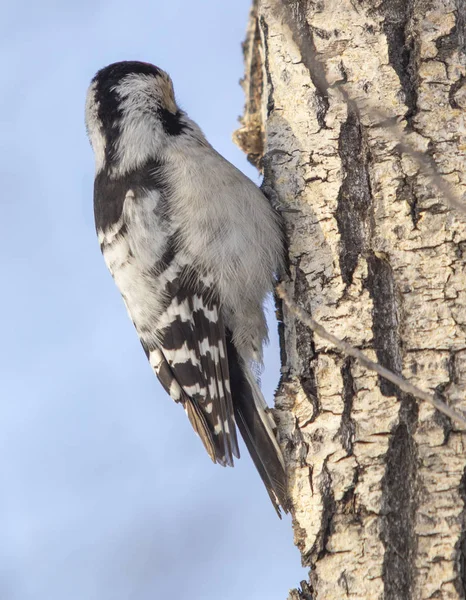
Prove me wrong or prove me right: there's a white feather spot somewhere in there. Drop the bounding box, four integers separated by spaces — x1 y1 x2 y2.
218 340 225 359
199 273 214 287
169 379 182 401
156 298 192 331
199 336 217 356
203 305 218 323
164 343 200 368
192 295 218 323
149 348 164 369
183 384 206 398
208 380 217 399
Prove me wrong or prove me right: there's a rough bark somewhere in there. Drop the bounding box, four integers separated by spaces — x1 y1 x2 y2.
234 1 466 598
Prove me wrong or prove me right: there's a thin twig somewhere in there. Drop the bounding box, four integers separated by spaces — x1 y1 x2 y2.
277 284 466 428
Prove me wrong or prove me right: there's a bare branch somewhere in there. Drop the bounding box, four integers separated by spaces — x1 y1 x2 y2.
277 283 466 428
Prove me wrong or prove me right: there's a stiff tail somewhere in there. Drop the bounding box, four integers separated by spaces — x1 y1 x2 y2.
225 333 288 516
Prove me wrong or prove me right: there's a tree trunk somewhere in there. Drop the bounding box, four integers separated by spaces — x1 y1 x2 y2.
235 1 466 598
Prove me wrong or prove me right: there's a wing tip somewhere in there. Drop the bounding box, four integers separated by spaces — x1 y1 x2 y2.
185 396 240 468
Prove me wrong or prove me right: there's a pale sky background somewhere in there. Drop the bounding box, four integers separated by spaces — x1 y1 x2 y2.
1 1 306 598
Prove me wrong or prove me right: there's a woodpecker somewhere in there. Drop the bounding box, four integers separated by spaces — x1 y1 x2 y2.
85 61 287 514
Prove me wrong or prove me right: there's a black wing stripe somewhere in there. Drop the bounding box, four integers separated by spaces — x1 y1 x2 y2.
150 263 237 466
208 311 239 462
147 346 217 462
188 290 232 466
225 331 288 515
216 315 240 459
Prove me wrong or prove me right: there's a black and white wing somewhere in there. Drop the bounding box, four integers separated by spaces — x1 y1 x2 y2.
146 262 240 466
95 170 239 466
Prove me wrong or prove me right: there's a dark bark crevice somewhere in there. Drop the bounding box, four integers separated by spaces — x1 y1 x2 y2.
436 0 466 62
365 254 403 398
311 459 336 562
396 174 420 229
335 106 373 285
455 0 466 56
340 469 360 520
259 16 275 117
455 467 466 597
275 292 289 383
380 422 418 600
436 24 462 61
365 253 419 597
434 352 456 444
294 265 320 419
449 74 466 109
379 0 419 127
337 357 356 455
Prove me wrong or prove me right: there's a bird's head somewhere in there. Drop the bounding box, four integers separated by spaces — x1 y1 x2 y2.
85 61 182 174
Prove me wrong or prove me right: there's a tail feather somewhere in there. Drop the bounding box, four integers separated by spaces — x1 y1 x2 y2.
225 332 288 516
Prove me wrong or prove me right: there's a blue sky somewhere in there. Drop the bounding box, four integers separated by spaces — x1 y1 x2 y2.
1 1 305 598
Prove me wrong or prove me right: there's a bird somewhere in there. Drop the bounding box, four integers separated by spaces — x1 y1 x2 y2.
85 61 287 514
